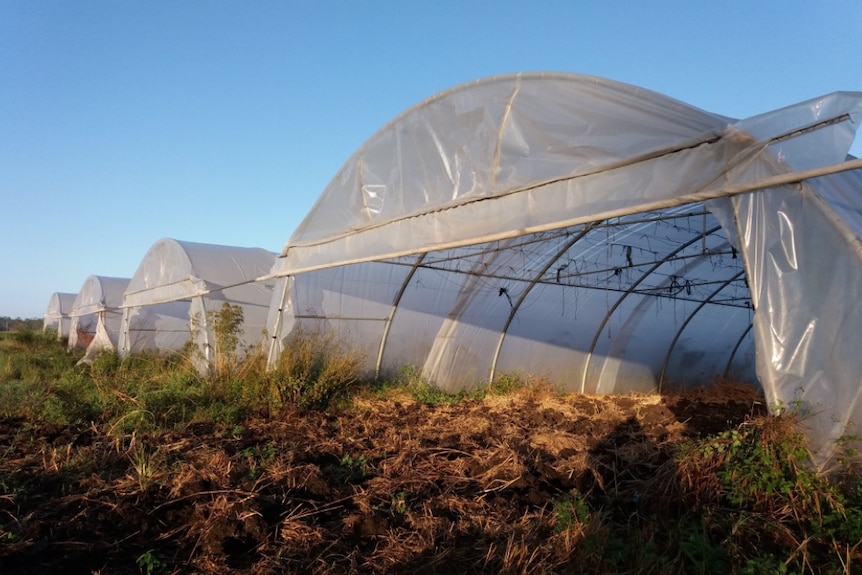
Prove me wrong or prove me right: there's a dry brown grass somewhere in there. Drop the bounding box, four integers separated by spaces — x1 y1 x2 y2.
17 377 862 575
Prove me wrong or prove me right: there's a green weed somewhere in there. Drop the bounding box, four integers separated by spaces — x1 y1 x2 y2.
135 549 165 575
5 326 862 574
0 330 78 386
129 441 162 491
209 302 244 379
393 365 471 405
240 442 279 479
389 491 407 516
552 492 590 532
675 414 862 573
273 329 365 411
332 453 371 484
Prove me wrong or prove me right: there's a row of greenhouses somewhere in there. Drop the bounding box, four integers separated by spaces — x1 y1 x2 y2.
43 73 862 470
44 239 276 371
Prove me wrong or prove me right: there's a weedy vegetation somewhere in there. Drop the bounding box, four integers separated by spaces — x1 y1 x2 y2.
0 323 860 574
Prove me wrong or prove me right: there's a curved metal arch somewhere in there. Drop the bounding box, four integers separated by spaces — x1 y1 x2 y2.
657 270 746 390
723 322 754 379
374 253 427 379
373 79 522 379
487 225 595 384
580 223 724 392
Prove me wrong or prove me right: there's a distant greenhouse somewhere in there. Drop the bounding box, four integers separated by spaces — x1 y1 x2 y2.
118 238 276 373
263 72 862 469
68 276 130 364
42 292 77 340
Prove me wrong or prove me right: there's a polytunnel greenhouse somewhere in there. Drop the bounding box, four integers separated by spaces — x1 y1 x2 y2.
42 292 77 340
118 238 276 372
68 275 130 363
264 72 862 469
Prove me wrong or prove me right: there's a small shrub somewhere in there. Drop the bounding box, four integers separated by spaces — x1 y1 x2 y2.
240 442 279 479
678 516 729 574
208 303 244 379
738 555 798 575
691 416 821 511
273 329 364 411
10 329 36 347
0 381 44 419
488 372 527 395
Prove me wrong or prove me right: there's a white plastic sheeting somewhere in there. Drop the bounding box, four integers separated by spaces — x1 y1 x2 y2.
265 72 862 469
119 238 276 372
728 164 862 470
42 292 77 339
68 276 130 363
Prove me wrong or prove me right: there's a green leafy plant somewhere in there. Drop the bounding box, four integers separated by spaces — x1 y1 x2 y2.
332 453 370 484
674 414 862 573
699 418 818 509
136 549 164 575
487 372 527 395
390 491 407 516
552 492 590 532
679 516 729 574
240 442 279 479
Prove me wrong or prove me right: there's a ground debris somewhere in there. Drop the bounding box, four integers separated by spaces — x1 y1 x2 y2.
0 384 765 574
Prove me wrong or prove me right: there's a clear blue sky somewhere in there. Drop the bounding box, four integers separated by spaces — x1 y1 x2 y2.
2 1 860 319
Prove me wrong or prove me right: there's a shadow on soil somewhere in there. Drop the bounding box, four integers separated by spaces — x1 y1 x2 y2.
0 383 767 574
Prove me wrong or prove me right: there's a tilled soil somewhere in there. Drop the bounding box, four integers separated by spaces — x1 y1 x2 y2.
0 382 765 574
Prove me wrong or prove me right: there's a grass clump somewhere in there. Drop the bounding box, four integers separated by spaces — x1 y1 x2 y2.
385 366 542 405
0 330 78 387
271 328 365 411
0 319 374 433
